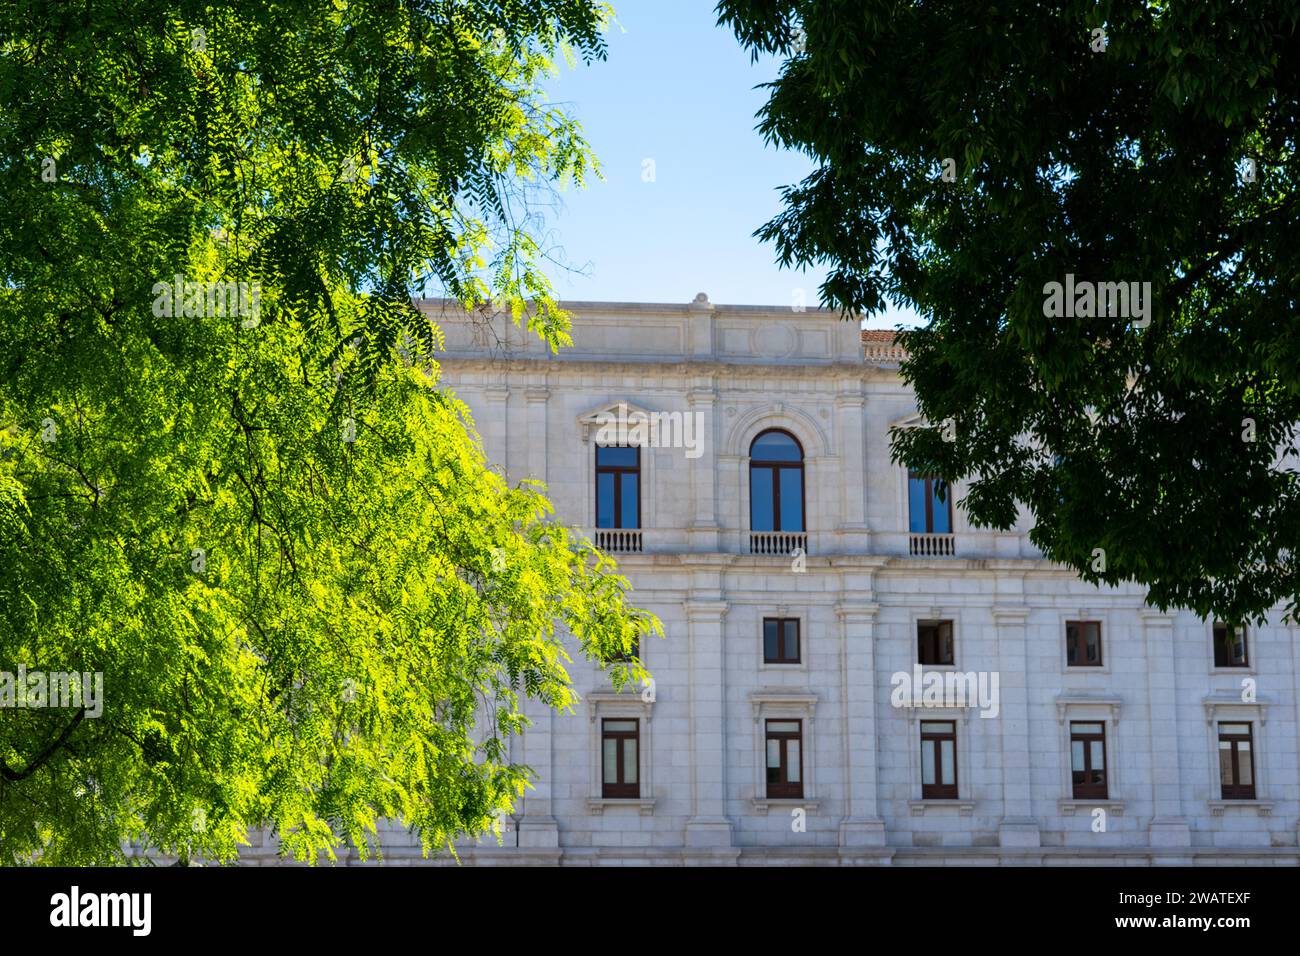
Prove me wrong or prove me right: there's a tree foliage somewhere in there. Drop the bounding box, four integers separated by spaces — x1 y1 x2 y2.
0 0 660 865
719 0 1300 622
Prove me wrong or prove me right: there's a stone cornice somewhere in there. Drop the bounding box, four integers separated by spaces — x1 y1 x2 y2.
434 356 878 379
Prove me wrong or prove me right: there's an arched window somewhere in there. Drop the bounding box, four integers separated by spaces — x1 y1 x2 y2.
750 429 804 532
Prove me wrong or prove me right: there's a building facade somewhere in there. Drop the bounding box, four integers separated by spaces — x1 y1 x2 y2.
253 295 1300 865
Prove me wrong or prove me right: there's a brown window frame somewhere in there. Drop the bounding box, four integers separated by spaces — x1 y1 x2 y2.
1069 721 1108 799
764 718 804 799
1066 620 1104 667
595 444 641 530
1218 722 1256 800
749 429 805 533
908 469 953 534
1213 622 1249 668
920 720 958 799
763 617 801 664
917 619 954 666
600 718 640 798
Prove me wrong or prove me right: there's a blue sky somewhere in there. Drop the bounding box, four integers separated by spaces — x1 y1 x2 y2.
540 0 919 329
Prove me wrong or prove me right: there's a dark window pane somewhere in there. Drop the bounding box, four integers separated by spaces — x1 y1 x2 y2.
751 468 774 531
620 472 639 528
751 430 802 462
931 481 952 533
777 468 803 531
596 445 638 467
784 620 799 661
596 472 615 528
908 475 928 532
1067 622 1102 666
764 620 779 661
918 621 954 665
1214 623 1248 667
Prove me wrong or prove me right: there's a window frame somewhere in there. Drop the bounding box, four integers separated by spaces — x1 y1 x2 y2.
1069 720 1108 799
917 619 955 667
919 719 958 800
1217 721 1256 800
749 429 806 533
907 469 953 534
1212 621 1249 669
600 717 641 799
1066 620 1104 668
594 444 641 531
764 718 804 799
762 617 801 665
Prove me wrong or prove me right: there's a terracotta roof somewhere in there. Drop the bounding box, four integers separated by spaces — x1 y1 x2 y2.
861 329 907 363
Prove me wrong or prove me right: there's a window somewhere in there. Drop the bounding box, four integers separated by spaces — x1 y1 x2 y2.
1213 622 1248 668
1066 621 1103 667
920 721 958 799
763 618 800 664
595 445 639 529
601 718 640 798
917 620 954 666
764 719 803 798
750 430 804 532
908 471 953 534
1070 721 1108 799
611 637 641 664
1218 722 1255 799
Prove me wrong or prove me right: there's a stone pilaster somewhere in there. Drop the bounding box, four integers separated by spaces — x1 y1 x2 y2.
837 601 887 847
683 598 733 848
480 385 510 476
994 604 1040 847
1142 607 1191 850
687 384 719 551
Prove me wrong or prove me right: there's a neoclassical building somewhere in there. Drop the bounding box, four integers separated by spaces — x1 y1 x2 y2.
257 295 1300 865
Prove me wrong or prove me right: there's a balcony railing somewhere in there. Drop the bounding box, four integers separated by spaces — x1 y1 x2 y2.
749 531 808 556
909 533 956 557
595 528 643 553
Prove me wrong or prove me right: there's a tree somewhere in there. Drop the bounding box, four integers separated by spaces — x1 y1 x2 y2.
718 0 1300 623
0 0 659 865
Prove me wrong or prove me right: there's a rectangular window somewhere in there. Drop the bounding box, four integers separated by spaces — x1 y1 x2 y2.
1213 622 1248 668
601 718 640 798
595 445 640 530
917 620 954 666
1066 621 1103 667
764 719 803 798
1218 722 1256 800
920 720 957 799
908 471 952 534
763 618 800 664
1069 721 1108 799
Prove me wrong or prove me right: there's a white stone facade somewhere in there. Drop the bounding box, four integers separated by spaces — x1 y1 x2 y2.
255 296 1300 865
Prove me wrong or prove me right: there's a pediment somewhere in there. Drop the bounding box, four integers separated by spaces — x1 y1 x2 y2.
890 412 928 431
577 400 658 443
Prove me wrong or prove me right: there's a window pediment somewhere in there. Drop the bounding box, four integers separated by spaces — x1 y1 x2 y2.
577 400 658 443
